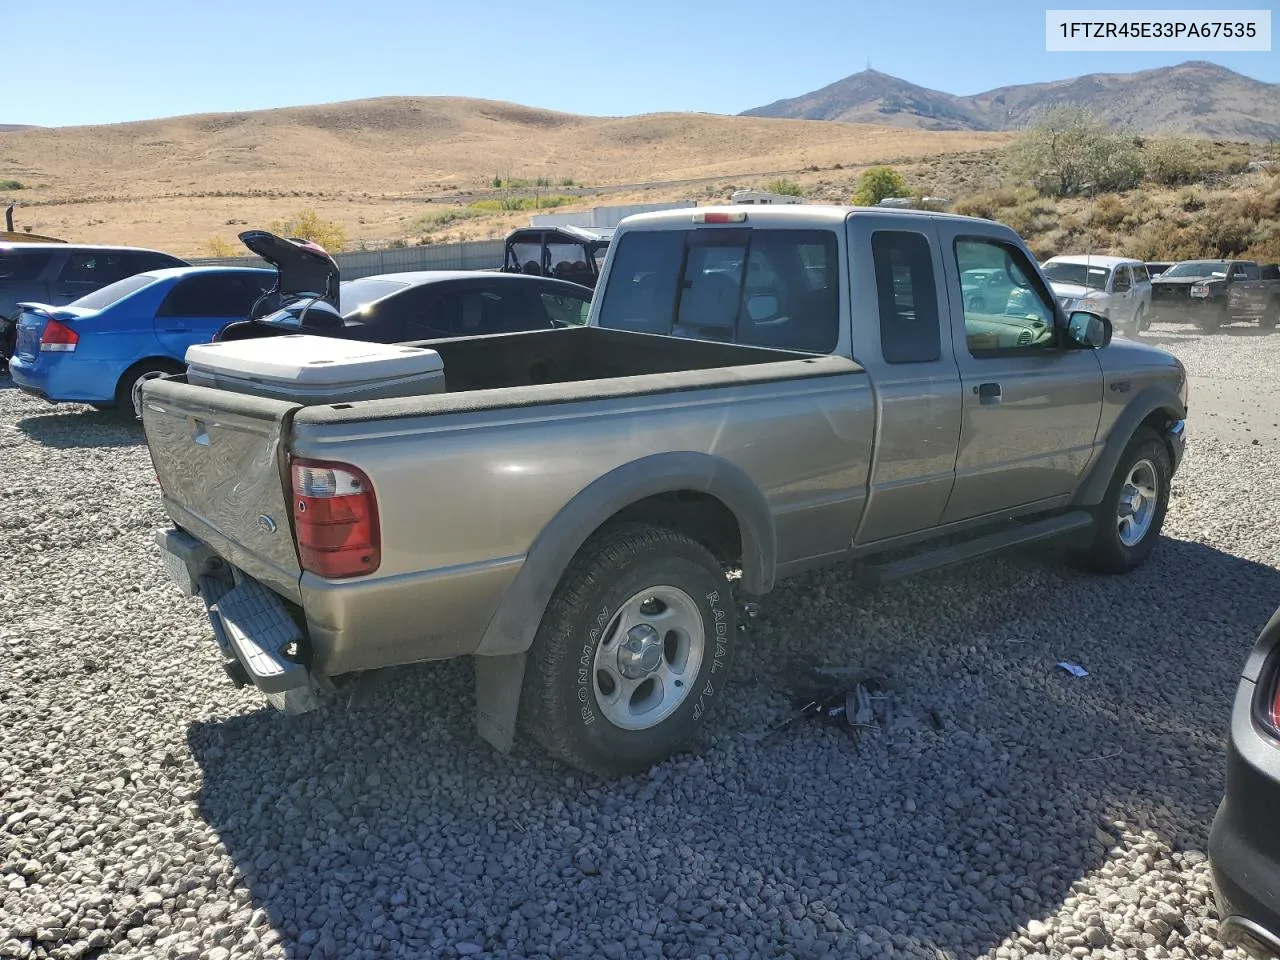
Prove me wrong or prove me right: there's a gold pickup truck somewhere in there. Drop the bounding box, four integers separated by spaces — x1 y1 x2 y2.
143 205 1188 776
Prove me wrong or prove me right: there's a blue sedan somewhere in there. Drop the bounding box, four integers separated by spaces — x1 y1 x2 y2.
9 266 274 413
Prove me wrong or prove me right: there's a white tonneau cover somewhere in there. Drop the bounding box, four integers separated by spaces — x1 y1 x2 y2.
185 335 446 404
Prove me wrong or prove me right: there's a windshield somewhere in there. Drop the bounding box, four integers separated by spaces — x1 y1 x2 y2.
338 278 409 316
1160 260 1229 279
1042 262 1111 291
70 273 157 310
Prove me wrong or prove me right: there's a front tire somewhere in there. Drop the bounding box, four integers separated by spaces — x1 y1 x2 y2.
521 523 737 778
1081 427 1172 574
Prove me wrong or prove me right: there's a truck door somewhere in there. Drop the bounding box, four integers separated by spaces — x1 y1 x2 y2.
1230 262 1264 316
1111 265 1133 326
933 222 1104 523
845 214 962 544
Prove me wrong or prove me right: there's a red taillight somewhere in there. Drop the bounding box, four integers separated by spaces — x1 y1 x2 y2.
693 210 748 224
39 319 78 352
290 458 380 578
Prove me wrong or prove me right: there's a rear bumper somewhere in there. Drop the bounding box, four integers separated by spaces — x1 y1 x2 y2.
155 525 522 682
156 528 317 707
8 353 122 404
1209 676 1280 959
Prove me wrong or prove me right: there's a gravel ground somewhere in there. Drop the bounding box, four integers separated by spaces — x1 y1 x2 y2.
2 320 1279 960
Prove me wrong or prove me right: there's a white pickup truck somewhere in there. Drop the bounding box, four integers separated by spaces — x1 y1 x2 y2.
143 205 1188 776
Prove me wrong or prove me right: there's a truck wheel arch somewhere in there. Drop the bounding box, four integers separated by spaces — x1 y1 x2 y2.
475 452 776 659
1073 385 1185 507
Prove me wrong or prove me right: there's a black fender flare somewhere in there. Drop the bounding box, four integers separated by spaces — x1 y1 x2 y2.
475 451 776 657
1073 385 1185 506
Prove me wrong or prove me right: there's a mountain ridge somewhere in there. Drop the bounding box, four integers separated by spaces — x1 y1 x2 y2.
741 61 1280 140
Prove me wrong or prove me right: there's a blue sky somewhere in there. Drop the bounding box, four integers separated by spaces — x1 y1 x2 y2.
10 0 1278 127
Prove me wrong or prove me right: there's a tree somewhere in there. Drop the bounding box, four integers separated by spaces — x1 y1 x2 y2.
852 167 909 206
1008 106 1142 197
267 208 347 253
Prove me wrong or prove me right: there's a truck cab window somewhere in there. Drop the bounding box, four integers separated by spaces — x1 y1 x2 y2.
871 231 940 364
955 239 1057 354
597 228 839 354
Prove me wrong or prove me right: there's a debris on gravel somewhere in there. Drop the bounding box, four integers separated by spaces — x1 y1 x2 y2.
1 322 1274 959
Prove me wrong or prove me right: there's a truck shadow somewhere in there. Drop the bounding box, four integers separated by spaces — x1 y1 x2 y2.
186 535 1276 960
15 410 145 449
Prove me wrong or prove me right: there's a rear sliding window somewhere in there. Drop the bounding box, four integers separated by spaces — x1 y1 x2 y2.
597 228 839 353
0 250 54 282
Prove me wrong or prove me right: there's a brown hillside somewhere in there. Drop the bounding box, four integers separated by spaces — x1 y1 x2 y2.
0 97 1009 255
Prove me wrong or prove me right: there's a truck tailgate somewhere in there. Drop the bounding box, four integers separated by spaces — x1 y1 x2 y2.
140 377 304 602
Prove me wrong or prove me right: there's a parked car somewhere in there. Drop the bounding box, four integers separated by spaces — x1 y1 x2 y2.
143 204 1187 777
1145 261 1175 279
1209 604 1280 960
217 271 593 343
1041 255 1153 337
1150 259 1280 331
1 242 188 373
9 266 274 413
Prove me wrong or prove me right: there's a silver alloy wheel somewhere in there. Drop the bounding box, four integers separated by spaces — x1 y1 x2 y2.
1117 458 1158 547
131 370 168 419
591 585 704 731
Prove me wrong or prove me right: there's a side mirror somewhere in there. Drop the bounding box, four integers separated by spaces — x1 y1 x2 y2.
1067 310 1112 349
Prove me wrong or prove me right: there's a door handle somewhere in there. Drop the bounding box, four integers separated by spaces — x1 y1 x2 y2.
975 382 1002 405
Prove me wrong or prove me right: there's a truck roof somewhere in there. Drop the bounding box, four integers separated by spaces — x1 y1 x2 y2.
615 204 1001 230
1044 255 1141 269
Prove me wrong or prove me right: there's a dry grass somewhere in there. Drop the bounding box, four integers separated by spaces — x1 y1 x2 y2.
0 96 1011 256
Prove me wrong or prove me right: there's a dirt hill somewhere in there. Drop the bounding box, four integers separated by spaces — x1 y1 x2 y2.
0 97 1009 255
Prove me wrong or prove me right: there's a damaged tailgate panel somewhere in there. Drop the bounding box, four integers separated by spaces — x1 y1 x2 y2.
141 376 304 602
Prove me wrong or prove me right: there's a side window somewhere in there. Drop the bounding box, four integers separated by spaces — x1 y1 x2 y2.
1132 263 1150 283
158 274 266 318
1113 267 1131 292
539 291 591 326
955 239 1057 354
0 250 54 281
133 252 184 274
871 230 940 364
1239 263 1261 281
1263 264 1280 281
57 253 102 284
405 288 533 340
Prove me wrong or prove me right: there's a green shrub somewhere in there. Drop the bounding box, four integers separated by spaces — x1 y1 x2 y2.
766 178 805 197
1087 194 1128 228
852 166 909 206
0 179 24 191
1008 106 1142 197
1178 188 1206 212
267 208 347 253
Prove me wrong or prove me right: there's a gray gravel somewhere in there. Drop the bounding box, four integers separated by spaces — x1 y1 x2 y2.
2 320 1276 960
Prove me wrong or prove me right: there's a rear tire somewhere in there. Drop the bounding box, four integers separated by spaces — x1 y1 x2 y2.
116 359 183 418
1080 427 1172 574
520 523 736 778
1196 310 1223 333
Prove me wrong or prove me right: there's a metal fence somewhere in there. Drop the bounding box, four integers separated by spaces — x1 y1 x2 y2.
191 239 505 279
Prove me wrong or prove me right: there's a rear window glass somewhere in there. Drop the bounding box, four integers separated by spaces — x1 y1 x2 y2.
339 278 409 316
70 273 156 310
0 249 54 281
597 228 839 353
